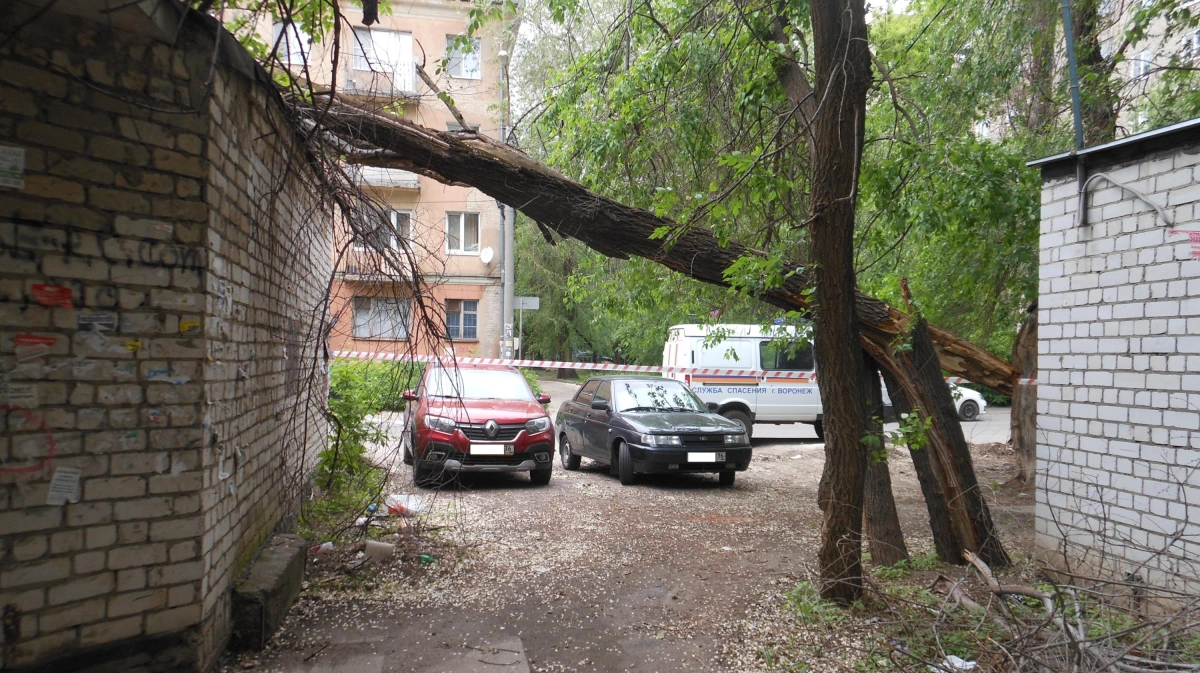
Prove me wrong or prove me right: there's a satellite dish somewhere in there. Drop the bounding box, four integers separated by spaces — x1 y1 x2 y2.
480 247 495 264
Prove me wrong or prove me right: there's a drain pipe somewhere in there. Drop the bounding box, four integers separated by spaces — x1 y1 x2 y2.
1060 0 1089 226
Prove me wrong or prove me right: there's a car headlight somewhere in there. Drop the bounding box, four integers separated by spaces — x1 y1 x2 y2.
639 434 682 447
425 415 456 433
724 433 747 445
525 417 551 433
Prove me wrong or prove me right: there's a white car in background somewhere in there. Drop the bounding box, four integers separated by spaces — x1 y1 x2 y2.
883 383 987 422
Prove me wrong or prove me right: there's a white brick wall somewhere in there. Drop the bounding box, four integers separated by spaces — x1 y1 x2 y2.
1037 140 1200 589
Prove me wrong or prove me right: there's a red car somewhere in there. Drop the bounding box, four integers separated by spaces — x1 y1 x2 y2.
401 364 555 486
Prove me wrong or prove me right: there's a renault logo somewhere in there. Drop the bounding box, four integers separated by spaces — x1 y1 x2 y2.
484 420 499 439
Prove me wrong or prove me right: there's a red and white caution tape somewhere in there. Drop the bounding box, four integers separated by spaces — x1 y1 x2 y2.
332 351 1038 385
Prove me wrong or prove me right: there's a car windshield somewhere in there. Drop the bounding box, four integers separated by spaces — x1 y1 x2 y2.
612 380 706 412
425 368 534 401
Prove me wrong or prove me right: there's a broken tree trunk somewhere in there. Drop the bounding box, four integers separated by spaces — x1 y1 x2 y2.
863 353 909 567
301 97 1020 395
1010 302 1038 483
880 368 962 564
869 319 1011 568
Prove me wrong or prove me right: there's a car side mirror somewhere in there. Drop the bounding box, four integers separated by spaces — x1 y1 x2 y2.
706 402 718 412
402 390 417 402
590 399 610 412
537 393 551 404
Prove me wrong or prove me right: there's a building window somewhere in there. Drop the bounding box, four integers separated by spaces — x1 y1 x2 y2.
446 212 480 254
446 299 478 340
353 297 411 339
352 28 414 92
1132 50 1153 79
273 22 311 65
1185 30 1200 62
446 36 481 79
354 210 410 250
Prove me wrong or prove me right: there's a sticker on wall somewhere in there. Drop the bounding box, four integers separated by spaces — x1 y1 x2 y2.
120 430 140 450
0 145 24 189
45 467 82 506
1169 229 1200 258
0 382 38 408
78 313 116 332
180 320 200 335
124 340 142 352
147 409 164 422
14 334 56 361
31 284 73 309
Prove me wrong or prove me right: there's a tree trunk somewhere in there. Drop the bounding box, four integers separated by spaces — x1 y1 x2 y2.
805 0 874 604
1010 301 1038 483
880 368 962 564
1072 0 1118 145
306 100 1022 396
863 354 909 568
1024 0 1058 133
871 319 1010 568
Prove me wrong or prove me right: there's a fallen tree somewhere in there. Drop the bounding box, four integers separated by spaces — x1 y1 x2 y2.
294 94 1014 568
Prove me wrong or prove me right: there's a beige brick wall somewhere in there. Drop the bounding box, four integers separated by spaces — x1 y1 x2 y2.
0 6 329 671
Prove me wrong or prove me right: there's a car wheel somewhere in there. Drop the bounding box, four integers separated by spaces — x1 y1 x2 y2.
959 400 980 422
530 467 552 485
617 441 637 485
719 470 736 486
722 409 754 440
559 435 581 471
813 420 824 441
413 461 438 488
402 428 414 466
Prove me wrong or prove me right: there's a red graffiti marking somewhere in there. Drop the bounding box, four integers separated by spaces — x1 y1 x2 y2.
0 405 56 475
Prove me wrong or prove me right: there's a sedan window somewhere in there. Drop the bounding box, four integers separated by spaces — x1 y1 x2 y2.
576 379 600 404
613 380 706 412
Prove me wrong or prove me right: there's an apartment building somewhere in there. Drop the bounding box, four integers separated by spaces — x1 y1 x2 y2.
1099 0 1200 130
272 0 511 358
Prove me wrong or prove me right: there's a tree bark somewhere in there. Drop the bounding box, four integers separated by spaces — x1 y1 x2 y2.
1010 301 1038 483
870 319 1010 568
1072 0 1118 145
863 353 909 568
304 99 1022 397
804 0 874 604
880 368 962 564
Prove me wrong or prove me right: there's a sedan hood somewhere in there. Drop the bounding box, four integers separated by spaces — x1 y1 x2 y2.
427 398 547 424
622 411 742 434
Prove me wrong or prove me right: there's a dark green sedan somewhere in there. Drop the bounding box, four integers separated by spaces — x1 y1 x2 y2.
555 376 752 486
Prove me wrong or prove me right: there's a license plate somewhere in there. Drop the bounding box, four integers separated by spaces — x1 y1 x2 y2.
688 451 725 463
471 444 515 456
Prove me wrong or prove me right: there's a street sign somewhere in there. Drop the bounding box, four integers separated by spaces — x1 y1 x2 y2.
516 296 540 310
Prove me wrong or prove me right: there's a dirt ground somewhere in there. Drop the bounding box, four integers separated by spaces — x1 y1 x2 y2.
241 379 1034 673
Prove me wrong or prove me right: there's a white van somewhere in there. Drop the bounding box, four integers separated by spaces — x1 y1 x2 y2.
662 324 823 439
662 323 987 440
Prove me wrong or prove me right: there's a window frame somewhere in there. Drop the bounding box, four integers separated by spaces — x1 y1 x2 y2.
445 211 481 255
273 21 311 65
352 27 415 92
353 209 411 251
445 36 482 80
445 299 479 341
352 296 412 340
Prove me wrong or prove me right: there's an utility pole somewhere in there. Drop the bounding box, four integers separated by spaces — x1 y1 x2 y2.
497 49 516 357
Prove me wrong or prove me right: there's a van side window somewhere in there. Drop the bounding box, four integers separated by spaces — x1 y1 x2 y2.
760 341 814 371
576 380 600 404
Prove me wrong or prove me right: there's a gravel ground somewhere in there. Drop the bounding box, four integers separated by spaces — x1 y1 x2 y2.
241 380 1033 673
